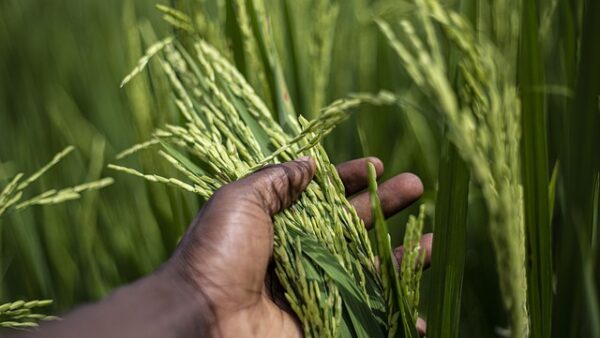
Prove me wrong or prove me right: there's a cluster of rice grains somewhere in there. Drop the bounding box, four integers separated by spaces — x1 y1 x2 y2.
113 35 412 336
378 0 529 335
0 300 56 329
0 146 113 219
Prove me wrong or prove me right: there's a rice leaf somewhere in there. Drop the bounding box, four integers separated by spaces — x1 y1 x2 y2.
581 173 600 337
427 140 469 338
158 141 206 177
223 85 271 155
519 1 553 336
554 1 600 335
300 235 386 338
367 162 418 338
424 2 473 333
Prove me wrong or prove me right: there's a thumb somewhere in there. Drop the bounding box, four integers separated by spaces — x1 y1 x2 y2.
231 156 316 215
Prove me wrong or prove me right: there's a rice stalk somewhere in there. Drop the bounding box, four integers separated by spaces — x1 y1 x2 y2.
307 0 339 118
0 146 114 219
400 204 426 324
0 299 57 329
120 36 175 88
426 140 470 338
229 0 270 102
378 1 529 336
367 162 419 338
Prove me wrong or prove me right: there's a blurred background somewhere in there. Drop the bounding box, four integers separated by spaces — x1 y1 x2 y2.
0 0 598 337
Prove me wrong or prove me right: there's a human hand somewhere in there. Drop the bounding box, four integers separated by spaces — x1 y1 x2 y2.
163 156 431 337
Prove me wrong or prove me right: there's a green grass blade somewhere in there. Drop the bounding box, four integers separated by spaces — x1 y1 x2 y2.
518 1 552 336
427 140 470 338
225 0 246 74
367 162 418 338
581 173 600 337
223 85 271 155
554 1 600 335
158 142 205 177
573 7 600 330
300 236 386 338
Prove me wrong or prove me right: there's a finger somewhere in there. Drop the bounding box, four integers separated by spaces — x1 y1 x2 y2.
336 157 384 196
393 233 433 269
350 173 423 228
231 156 316 216
416 318 427 336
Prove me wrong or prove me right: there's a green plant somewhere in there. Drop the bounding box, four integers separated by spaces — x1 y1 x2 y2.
1 0 599 337
378 0 528 335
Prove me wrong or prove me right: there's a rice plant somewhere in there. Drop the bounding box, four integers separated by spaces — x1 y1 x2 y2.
109 7 438 331
1 0 599 337
377 1 529 335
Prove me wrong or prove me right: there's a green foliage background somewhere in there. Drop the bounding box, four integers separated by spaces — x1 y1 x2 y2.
0 0 598 337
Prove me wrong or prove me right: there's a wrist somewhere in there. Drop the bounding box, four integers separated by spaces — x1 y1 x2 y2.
149 263 216 337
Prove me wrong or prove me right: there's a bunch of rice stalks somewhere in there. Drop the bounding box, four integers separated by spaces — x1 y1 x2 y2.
377 0 529 336
112 10 424 334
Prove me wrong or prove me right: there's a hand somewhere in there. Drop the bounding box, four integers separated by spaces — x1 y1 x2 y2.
165 156 431 337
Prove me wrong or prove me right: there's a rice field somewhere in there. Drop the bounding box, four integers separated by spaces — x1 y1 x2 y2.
0 0 598 337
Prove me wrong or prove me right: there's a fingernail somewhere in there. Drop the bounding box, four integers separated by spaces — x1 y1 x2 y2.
297 156 311 162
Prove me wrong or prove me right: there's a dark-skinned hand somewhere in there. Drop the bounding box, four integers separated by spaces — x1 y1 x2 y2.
168 156 430 337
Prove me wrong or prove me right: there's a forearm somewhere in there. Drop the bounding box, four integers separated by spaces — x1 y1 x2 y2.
14 266 214 338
